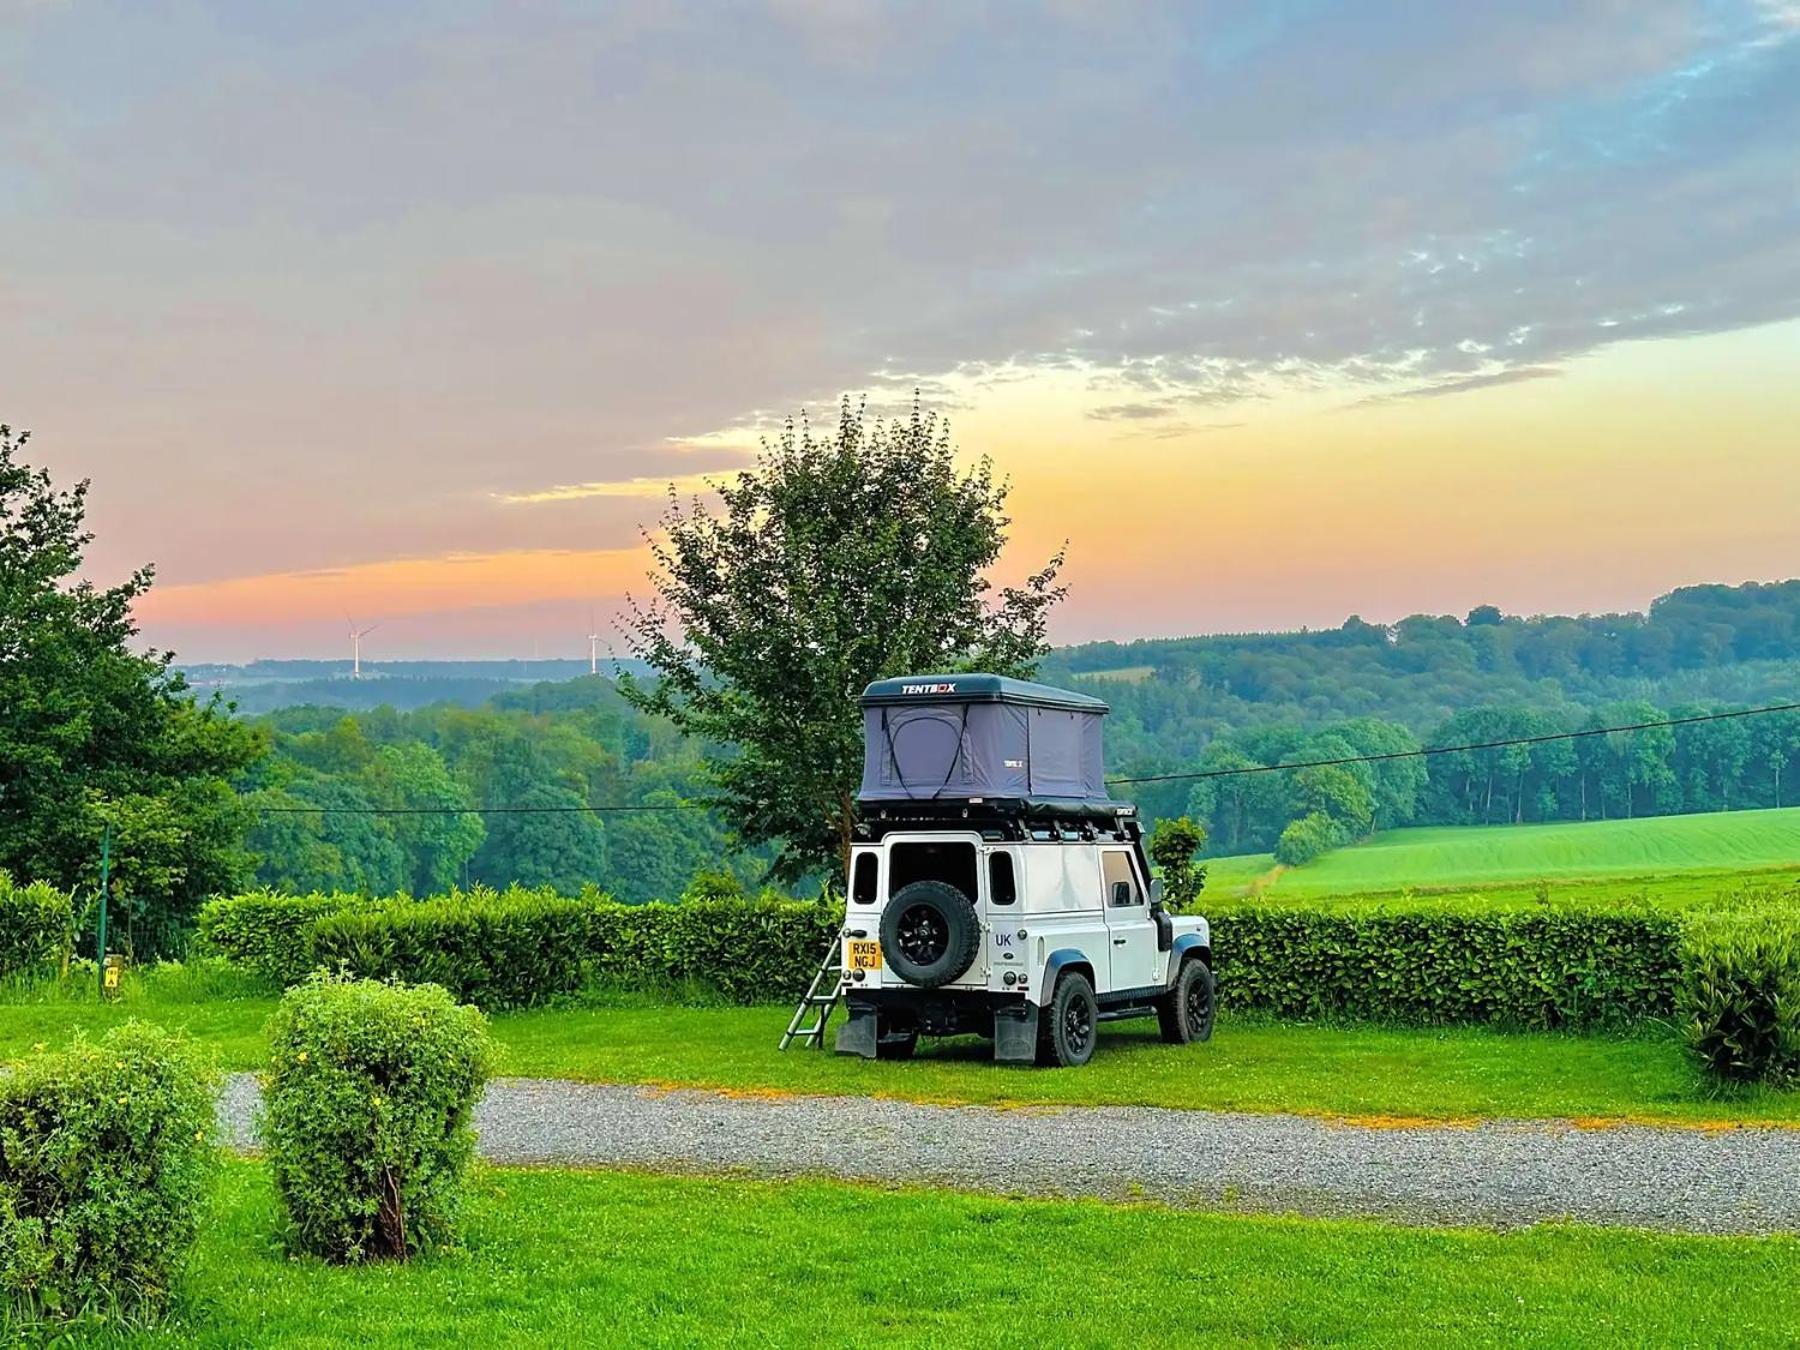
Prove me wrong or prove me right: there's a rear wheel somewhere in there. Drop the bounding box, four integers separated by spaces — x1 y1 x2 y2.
1158 958 1215 1044
1037 971 1098 1067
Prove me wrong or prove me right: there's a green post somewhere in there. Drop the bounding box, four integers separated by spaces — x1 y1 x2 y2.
96 821 111 998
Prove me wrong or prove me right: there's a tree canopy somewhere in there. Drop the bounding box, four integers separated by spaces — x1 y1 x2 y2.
0 424 262 954
622 397 1066 881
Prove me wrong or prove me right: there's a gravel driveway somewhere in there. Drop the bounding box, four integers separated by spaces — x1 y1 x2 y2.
217 1074 1800 1235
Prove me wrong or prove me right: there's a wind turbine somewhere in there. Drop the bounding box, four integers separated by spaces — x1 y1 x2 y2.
587 609 600 676
347 619 380 679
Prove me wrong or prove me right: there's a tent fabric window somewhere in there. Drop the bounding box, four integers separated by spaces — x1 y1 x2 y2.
875 705 972 798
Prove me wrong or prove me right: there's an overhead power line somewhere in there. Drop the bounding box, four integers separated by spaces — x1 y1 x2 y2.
1103 700 1800 788
245 700 1800 816
257 802 709 816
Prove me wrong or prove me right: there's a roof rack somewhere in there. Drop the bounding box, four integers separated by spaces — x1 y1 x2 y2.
852 795 1140 844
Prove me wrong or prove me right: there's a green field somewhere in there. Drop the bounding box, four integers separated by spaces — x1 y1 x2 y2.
8 979 1798 1125
1204 806 1800 905
118 1165 1800 1346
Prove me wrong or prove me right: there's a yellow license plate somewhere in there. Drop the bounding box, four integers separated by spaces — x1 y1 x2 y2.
848 940 882 971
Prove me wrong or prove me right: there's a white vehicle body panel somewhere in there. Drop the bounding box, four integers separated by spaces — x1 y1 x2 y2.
846 829 1209 1010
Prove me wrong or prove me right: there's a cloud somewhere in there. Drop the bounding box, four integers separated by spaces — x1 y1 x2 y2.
3 0 1797 600
495 471 728 505
1088 401 1178 422
1350 365 1565 407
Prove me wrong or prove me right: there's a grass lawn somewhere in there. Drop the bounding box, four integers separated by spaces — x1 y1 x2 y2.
1203 807 1800 908
493 1001 1800 1125
8 977 1797 1126
125 1164 1800 1347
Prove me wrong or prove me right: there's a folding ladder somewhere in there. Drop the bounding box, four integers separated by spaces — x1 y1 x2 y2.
779 924 848 1050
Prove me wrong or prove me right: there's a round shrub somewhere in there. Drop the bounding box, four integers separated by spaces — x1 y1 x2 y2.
263 976 496 1262
1680 921 1800 1088
0 873 73 981
0 1021 217 1323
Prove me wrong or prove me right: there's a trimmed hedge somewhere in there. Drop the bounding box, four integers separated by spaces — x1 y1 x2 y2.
197 886 840 1009
201 883 1800 1086
0 874 72 981
1210 907 1684 1031
310 893 600 1010
263 977 495 1262
196 890 367 986
202 887 1685 1026
588 897 842 1004
0 1022 217 1323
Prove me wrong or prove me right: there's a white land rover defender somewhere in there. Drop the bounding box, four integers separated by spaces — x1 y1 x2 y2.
833 675 1213 1068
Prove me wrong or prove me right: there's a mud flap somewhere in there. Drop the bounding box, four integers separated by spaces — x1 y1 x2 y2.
835 1003 879 1059
993 1002 1039 1063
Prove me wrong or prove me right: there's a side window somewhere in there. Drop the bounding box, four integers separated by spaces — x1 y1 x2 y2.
1103 850 1141 907
852 852 879 905
989 851 1017 906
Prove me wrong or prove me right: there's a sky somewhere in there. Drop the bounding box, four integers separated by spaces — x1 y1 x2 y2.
3 0 1798 662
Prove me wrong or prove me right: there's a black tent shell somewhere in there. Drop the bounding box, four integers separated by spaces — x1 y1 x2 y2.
857 673 1114 807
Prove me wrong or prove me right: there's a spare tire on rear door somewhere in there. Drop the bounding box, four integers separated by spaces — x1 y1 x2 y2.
880 880 980 988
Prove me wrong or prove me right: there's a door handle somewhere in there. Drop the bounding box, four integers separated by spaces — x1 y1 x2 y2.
1112 938 1127 945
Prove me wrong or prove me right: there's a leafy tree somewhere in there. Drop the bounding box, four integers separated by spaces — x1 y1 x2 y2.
1273 811 1340 866
362 743 484 894
1289 758 1374 839
0 424 262 954
467 744 607 893
622 396 1066 881
242 787 358 894
1146 815 1207 912
277 779 409 896
1186 745 1288 854
601 786 731 902
1757 711 1800 808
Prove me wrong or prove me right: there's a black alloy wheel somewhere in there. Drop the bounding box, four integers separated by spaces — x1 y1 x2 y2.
896 906 948 968
1158 958 1215 1045
1038 971 1098 1068
1063 995 1093 1057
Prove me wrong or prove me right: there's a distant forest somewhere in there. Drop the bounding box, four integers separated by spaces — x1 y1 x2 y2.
240 679 753 903
238 580 1800 892
181 658 657 715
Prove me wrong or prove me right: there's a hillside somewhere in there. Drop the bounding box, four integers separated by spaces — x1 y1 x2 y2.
1203 806 1800 904
1040 580 1800 780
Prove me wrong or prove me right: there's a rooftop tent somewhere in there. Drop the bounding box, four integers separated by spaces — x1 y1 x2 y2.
858 674 1114 807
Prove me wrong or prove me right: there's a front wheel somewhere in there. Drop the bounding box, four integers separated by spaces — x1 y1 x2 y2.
1037 972 1098 1068
1158 958 1215 1044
